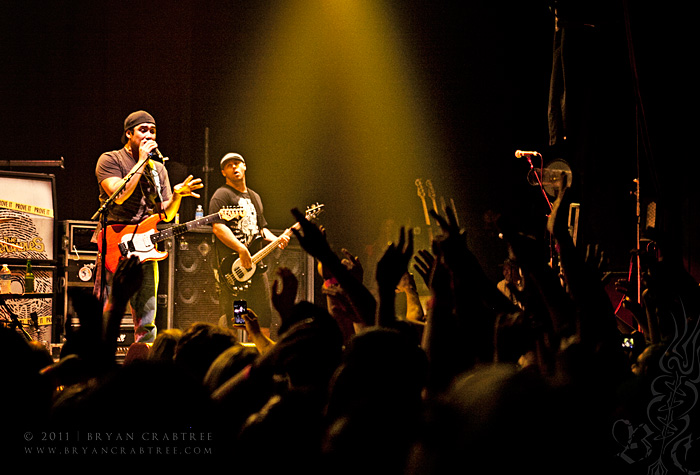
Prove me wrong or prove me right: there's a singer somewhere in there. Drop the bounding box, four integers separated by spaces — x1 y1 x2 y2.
93 110 203 343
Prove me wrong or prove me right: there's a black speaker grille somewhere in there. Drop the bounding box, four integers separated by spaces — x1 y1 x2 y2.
172 231 221 330
265 245 312 303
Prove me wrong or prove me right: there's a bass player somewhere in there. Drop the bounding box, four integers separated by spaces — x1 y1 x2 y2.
209 152 290 338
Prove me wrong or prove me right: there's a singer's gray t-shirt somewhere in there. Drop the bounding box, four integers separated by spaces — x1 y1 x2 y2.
95 147 172 224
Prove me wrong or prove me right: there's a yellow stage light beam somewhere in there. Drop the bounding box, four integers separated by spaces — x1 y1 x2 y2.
225 0 445 240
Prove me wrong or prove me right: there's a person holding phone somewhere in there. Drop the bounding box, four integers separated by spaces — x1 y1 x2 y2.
233 300 247 326
209 152 290 338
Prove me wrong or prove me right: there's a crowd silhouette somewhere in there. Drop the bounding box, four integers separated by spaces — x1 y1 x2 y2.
2 182 699 474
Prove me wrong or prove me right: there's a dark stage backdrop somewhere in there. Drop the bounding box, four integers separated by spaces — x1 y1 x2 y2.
1 1 695 284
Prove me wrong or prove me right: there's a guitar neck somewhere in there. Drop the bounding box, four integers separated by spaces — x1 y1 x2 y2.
152 213 221 243
252 227 295 264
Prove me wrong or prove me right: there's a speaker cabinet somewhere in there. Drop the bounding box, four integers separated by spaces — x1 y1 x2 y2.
157 227 314 332
157 229 220 331
267 237 315 303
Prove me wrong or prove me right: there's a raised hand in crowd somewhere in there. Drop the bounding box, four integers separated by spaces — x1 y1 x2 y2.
547 178 619 351
242 308 275 354
414 207 493 391
291 207 376 327
339 247 364 283
36 255 145 408
271 266 299 327
432 206 516 318
413 245 462 395
313 225 372 340
497 209 574 343
375 226 414 327
104 255 144 359
414 248 436 290
429 206 470 276
396 271 425 325
321 254 369 343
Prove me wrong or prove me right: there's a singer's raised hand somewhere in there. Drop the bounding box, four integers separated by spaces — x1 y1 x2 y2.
174 175 204 198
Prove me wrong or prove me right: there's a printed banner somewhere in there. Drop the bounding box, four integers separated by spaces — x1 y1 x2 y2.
0 198 54 218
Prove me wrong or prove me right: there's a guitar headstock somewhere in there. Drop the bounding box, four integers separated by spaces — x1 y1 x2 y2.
304 203 324 221
219 206 246 221
426 179 436 199
415 178 425 197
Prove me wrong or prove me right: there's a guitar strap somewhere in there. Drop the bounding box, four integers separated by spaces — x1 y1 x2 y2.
151 166 163 204
125 167 162 251
143 164 166 216
121 166 160 251
213 232 221 282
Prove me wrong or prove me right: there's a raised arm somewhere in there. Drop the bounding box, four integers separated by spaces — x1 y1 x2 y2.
546 180 618 347
290 208 376 327
104 256 144 358
161 175 203 222
375 226 414 327
271 266 299 329
414 245 462 395
396 272 426 325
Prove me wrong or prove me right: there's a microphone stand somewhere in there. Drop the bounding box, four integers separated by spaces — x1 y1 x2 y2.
90 159 150 309
526 155 553 213
523 153 559 272
203 127 213 206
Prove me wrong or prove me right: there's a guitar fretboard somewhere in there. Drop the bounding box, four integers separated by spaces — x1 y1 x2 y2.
252 228 295 265
151 213 223 243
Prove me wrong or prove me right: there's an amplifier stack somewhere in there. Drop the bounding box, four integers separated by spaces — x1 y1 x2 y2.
59 220 134 353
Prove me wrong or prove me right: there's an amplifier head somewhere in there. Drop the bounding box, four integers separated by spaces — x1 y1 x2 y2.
61 220 98 266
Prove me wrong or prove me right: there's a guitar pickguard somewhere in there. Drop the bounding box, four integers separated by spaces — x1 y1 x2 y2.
119 230 157 255
223 272 253 296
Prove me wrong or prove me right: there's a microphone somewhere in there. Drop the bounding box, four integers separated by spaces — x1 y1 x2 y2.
148 148 166 163
515 150 540 158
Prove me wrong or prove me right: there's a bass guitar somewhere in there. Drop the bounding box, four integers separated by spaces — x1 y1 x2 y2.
218 203 324 294
99 207 244 273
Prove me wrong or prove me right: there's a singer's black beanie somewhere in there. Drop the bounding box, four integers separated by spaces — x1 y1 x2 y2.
122 110 156 144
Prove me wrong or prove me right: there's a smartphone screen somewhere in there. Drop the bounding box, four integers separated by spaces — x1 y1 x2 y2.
233 300 247 326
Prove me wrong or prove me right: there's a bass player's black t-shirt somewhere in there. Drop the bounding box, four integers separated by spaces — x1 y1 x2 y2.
208 184 268 261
